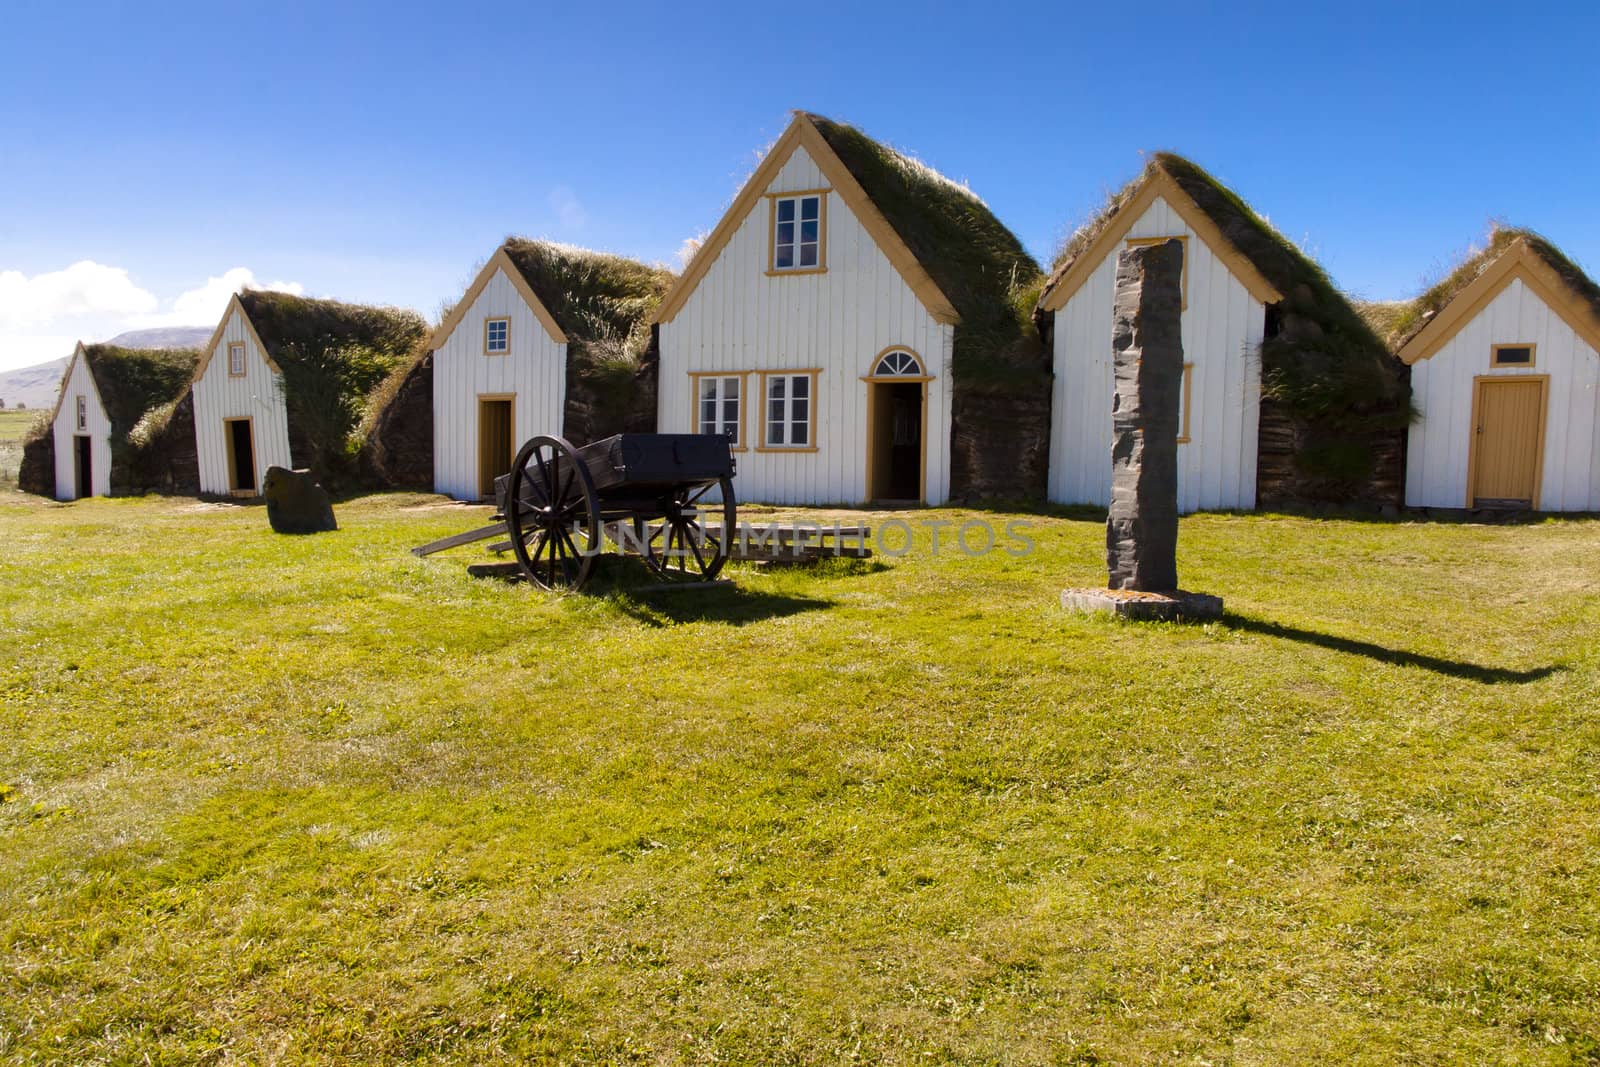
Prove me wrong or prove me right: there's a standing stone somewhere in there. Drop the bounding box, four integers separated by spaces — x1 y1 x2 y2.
262 466 338 534
1106 240 1184 591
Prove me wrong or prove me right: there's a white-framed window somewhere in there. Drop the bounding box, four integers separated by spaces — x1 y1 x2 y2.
872 349 924 377
484 317 510 355
762 372 816 449
75 395 87 431
694 374 742 447
228 341 246 377
771 193 824 272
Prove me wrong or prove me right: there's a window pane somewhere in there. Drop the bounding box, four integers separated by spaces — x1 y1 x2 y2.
701 398 717 430
800 196 819 220
1496 346 1532 364
800 220 818 243
799 244 818 267
791 419 808 445
776 198 795 222
791 397 808 423
791 375 809 399
723 397 738 423
768 419 783 446
776 222 794 247
774 247 794 269
768 376 785 400
724 376 738 399
701 378 718 402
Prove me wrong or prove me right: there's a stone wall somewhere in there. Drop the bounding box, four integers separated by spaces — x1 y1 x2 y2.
363 356 434 491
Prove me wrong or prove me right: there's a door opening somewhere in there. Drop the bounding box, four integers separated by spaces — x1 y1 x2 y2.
225 418 256 494
1469 376 1547 509
867 381 923 502
478 397 514 500
74 435 92 499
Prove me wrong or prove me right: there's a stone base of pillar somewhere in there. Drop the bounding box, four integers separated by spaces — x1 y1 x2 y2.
1060 587 1224 622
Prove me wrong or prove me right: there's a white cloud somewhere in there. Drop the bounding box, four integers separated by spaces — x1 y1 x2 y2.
548 186 588 230
143 267 304 327
0 262 306 373
0 260 159 329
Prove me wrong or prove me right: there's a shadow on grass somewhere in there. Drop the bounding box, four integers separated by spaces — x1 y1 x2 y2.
1221 612 1563 684
579 556 832 627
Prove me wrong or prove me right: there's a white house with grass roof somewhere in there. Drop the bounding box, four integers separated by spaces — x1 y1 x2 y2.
191 294 295 496
1394 229 1600 512
47 343 112 500
653 111 1042 506
426 243 570 501
1038 154 1404 513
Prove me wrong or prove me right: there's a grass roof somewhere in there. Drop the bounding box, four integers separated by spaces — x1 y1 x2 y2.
804 114 1044 382
500 238 675 357
1043 152 1403 426
1385 226 1600 350
237 290 428 480
77 344 198 439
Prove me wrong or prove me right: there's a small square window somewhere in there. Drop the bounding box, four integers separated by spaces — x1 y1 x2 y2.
770 193 825 273
485 318 510 355
1491 344 1535 367
228 342 246 377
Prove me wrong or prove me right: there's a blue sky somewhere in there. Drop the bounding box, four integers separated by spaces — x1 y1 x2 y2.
1 0 1595 372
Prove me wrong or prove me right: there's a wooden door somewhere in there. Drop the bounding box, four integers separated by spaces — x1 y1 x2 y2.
478 398 514 500
1469 376 1547 508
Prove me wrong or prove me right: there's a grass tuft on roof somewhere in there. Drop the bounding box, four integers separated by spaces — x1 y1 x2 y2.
80 344 199 440
1385 225 1600 350
805 114 1045 386
1045 152 1406 429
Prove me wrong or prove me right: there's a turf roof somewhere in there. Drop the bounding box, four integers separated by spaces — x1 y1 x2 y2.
76 344 198 439
804 113 1044 377
1384 226 1600 350
1041 152 1402 423
499 238 675 353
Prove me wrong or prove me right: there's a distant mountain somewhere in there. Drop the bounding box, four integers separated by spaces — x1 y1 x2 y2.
103 326 212 349
0 357 69 411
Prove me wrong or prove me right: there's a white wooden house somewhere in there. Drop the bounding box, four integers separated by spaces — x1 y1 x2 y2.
425 244 569 501
1398 231 1600 511
1038 157 1286 513
653 112 1039 505
190 290 426 496
191 294 294 496
47 343 112 500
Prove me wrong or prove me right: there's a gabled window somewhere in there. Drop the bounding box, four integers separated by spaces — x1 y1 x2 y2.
1126 235 1189 310
484 318 510 355
761 371 818 450
1491 343 1535 368
769 192 826 274
75 395 87 431
693 373 744 448
228 341 246 377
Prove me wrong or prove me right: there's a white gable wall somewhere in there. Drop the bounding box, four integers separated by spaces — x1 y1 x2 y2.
432 266 567 501
1405 278 1600 510
659 145 954 505
192 307 293 495
1048 195 1267 512
51 354 112 500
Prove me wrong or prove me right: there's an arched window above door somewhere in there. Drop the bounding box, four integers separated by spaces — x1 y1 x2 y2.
872 349 923 377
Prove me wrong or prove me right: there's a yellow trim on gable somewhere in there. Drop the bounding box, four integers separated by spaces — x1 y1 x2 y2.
189 294 284 386
653 113 960 327
1038 169 1282 314
427 246 570 354
1398 240 1600 365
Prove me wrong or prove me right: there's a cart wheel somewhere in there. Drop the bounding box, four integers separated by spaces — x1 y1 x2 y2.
642 476 736 582
506 435 602 591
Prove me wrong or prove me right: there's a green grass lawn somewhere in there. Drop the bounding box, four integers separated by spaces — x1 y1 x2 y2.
0 409 45 489
2 492 1598 1064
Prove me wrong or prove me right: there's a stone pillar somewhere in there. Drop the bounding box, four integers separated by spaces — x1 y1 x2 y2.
1106 239 1184 591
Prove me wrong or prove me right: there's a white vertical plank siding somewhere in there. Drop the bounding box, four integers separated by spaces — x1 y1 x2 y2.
430 266 567 501
1405 278 1600 510
192 308 293 495
658 145 954 505
51 354 112 499
1047 195 1266 512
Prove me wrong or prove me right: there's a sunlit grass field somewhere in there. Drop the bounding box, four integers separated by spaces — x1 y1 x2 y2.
2 491 1598 1064
0 409 44 490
